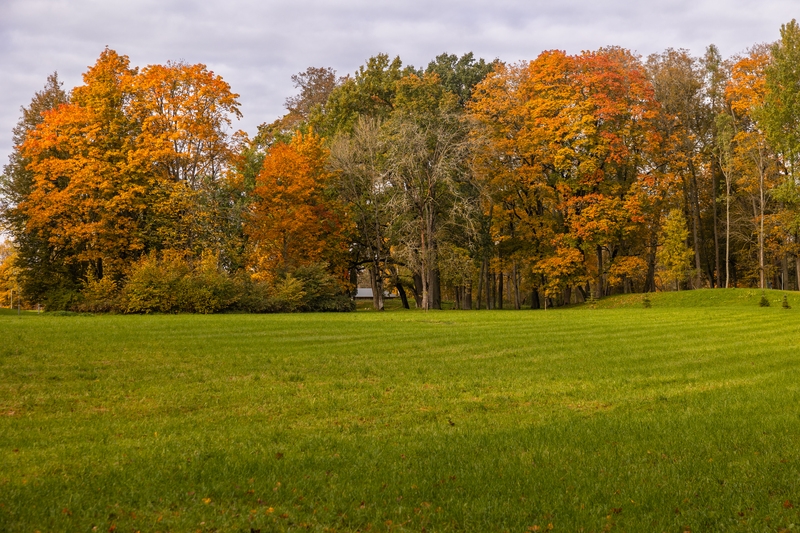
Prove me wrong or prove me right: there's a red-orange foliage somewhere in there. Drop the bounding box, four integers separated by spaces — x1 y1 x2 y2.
17 49 242 280
246 131 349 282
20 49 144 277
470 47 658 296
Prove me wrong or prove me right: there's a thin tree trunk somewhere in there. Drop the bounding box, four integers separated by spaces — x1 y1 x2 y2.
530 288 540 309
783 254 789 291
689 169 704 289
465 281 472 310
397 280 410 309
795 250 800 291
412 272 423 308
430 267 442 310
512 263 521 310
596 245 604 298
713 167 721 288
725 176 731 288
486 268 492 310
760 168 766 290
476 259 485 310
645 231 657 292
498 271 504 310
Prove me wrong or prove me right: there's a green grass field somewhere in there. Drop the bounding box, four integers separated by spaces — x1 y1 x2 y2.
2 289 800 532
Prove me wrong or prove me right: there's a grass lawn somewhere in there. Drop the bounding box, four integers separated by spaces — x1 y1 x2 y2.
2 289 800 532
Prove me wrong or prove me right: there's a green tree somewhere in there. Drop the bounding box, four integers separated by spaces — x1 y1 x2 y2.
315 54 410 137
762 19 800 289
425 52 496 107
0 73 69 302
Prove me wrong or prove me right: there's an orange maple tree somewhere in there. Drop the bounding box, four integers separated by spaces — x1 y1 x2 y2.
245 130 350 282
470 47 658 298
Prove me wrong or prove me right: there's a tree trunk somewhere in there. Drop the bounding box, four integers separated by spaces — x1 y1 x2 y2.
412 272 423 308
760 169 766 290
644 231 657 292
498 272 504 310
596 245 604 298
576 285 587 303
725 177 731 288
795 251 800 291
530 289 540 309
397 280 410 309
512 263 521 310
712 166 721 288
369 265 384 311
485 267 492 310
465 281 472 310
388 265 411 309
689 171 704 289
476 259 485 310
430 267 442 310
782 254 789 291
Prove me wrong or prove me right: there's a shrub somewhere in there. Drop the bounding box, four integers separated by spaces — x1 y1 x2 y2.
76 273 119 313
120 252 189 313
80 255 353 314
292 263 354 312
759 292 770 307
44 287 81 312
270 275 307 312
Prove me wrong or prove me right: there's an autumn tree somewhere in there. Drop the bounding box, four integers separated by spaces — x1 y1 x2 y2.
471 48 658 304
129 60 243 264
425 52 496 107
658 209 694 290
726 45 777 288
646 49 719 288
246 130 349 285
384 73 474 310
317 54 410 137
5 49 243 308
18 49 143 295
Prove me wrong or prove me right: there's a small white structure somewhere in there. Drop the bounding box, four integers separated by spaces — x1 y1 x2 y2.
355 287 395 299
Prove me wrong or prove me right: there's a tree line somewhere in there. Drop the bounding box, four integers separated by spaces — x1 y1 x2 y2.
2 20 800 312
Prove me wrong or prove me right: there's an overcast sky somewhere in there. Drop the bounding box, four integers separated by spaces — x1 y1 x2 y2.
0 0 796 167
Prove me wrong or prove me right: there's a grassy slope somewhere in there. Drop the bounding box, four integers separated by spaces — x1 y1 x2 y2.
593 287 800 309
1 291 800 531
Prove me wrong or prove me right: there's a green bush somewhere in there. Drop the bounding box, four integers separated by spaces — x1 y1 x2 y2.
270 274 307 312
759 292 770 307
43 287 81 312
292 263 354 312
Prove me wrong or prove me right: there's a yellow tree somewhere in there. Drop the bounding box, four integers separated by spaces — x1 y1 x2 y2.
128 61 243 260
725 46 778 288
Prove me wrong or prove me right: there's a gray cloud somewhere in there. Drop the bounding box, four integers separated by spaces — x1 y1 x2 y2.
1 0 796 168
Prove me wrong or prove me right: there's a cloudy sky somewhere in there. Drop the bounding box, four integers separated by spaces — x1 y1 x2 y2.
0 0 796 167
